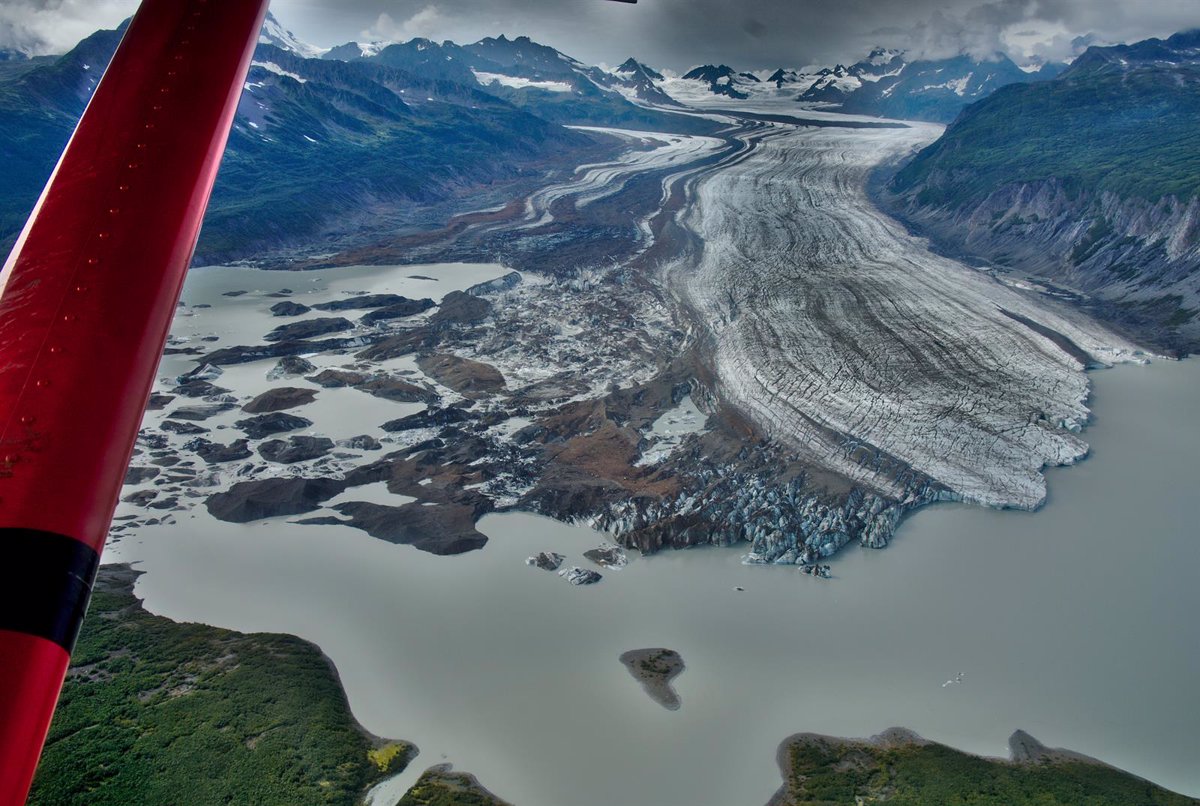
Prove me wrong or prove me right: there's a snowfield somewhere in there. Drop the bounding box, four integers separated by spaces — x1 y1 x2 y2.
471 70 573 93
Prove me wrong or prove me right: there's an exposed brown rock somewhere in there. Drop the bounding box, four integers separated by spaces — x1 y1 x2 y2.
417 353 506 397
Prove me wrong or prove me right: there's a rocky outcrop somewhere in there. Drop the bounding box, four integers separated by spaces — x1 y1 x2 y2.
202 335 381 365
306 500 488 555
313 293 413 311
266 356 317 380
190 438 254 465
169 403 235 421
234 412 314 439
355 377 432 403
336 435 382 451
306 369 366 388
269 300 310 316
146 393 175 410
176 363 223 384
123 489 159 506
359 298 435 324
171 379 231 398
306 369 431 402
160 420 208 435
429 291 491 331
884 180 1200 353
466 271 521 296
526 551 564 571
265 316 353 343
558 566 602 585
124 467 160 485
381 406 473 432
241 387 317 413
257 436 334 464
353 329 429 361
205 477 347 522
583 543 627 569
417 354 506 397
304 291 436 326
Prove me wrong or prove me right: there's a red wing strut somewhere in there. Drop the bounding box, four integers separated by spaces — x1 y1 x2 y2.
0 1 269 801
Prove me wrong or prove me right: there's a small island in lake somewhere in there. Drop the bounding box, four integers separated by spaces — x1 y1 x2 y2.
620 648 685 711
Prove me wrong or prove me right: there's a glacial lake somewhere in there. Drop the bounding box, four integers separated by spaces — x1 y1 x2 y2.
110 307 1200 804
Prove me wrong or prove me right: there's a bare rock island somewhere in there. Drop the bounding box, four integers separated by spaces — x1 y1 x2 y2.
620 648 684 711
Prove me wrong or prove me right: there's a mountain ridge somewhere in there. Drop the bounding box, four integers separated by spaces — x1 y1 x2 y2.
883 31 1200 353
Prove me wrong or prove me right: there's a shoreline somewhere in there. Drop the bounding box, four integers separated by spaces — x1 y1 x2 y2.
767 728 1198 805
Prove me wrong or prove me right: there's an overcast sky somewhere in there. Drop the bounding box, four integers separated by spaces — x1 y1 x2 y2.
2 0 1197 70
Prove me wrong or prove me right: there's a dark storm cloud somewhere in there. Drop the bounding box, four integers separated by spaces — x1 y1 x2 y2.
3 0 1198 69
272 0 1199 69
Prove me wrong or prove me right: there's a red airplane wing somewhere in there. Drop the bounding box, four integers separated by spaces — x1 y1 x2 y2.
0 1 269 801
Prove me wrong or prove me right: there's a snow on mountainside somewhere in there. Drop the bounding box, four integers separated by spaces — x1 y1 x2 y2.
322 40 392 61
616 57 664 82
1064 27 1200 75
676 64 763 99
601 58 682 107
644 46 1059 123
458 35 682 108
472 70 573 92
766 68 807 88
296 16 1057 124
798 47 906 103
258 12 328 60
815 51 1063 121
313 31 709 131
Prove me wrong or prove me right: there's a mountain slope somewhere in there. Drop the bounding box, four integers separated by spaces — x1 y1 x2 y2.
205 44 595 261
884 30 1200 352
0 22 605 263
606 57 681 107
0 24 126 252
328 34 714 133
680 64 751 99
258 11 328 59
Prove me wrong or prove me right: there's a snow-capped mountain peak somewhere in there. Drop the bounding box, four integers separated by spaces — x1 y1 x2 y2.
321 40 393 61
865 47 904 66
616 57 665 81
259 12 328 60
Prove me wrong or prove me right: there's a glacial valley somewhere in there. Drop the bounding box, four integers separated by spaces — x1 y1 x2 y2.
119 112 1143 572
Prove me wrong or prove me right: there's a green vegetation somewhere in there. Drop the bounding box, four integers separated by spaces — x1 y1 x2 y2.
892 65 1200 208
775 734 1200 806
28 565 411 806
369 742 415 774
398 767 511 806
638 650 674 676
